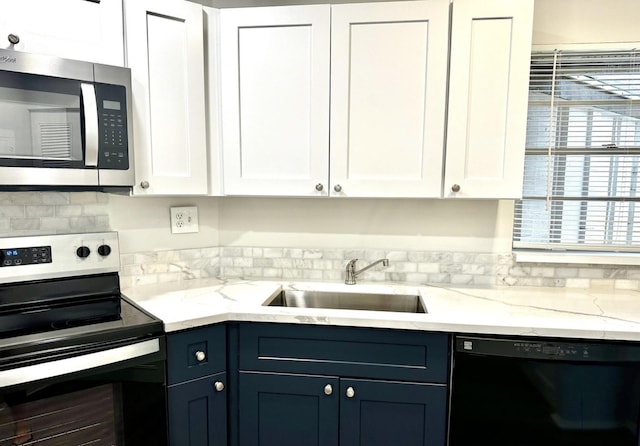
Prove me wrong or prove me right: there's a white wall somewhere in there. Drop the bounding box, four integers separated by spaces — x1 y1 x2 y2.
532 0 640 45
218 198 515 252
108 195 220 253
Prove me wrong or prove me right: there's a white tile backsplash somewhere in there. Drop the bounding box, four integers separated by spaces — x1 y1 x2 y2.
0 191 109 236
0 191 637 290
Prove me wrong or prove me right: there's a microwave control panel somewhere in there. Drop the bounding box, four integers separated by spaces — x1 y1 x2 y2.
96 83 129 170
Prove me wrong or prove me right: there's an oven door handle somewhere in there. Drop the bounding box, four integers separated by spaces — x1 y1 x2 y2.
0 338 160 388
81 83 99 167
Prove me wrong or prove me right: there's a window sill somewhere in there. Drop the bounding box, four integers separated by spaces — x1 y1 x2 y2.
513 250 640 266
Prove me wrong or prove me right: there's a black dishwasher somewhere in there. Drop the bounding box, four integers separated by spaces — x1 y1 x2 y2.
450 335 640 446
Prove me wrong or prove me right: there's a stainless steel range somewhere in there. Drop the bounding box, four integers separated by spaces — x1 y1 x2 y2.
0 232 167 446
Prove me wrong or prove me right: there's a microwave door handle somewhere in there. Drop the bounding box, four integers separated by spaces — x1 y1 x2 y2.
80 83 99 167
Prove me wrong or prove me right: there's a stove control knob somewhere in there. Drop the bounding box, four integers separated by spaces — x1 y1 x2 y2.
76 246 91 258
98 244 112 257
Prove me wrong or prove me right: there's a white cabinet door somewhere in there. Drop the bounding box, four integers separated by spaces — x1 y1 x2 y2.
220 5 330 196
125 0 208 196
0 0 124 65
330 1 449 198
444 0 534 199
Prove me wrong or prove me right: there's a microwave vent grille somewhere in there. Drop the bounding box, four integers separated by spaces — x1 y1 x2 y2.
39 123 72 159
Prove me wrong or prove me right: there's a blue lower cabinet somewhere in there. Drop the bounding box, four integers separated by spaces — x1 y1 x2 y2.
237 372 446 446
238 372 339 446
168 371 227 446
340 378 447 446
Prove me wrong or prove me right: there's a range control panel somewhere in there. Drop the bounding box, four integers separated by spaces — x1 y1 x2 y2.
0 246 52 267
0 232 120 284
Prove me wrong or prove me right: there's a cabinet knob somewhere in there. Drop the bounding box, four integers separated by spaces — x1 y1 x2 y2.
334 184 342 193
195 351 206 362
214 381 225 392
451 184 461 193
345 386 355 398
7 34 19 45
324 384 333 396
315 183 324 192
140 180 150 189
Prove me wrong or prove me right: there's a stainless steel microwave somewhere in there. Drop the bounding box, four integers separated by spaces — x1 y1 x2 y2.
0 49 133 187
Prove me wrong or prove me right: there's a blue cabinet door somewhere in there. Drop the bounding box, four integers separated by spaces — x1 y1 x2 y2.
238 372 339 446
168 371 227 446
340 378 447 446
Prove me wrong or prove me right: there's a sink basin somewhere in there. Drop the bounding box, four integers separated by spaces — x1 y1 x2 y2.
263 289 426 314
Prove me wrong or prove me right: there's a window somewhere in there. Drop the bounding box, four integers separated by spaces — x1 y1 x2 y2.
513 49 640 252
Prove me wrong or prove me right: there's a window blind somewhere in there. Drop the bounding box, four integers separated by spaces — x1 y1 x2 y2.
513 49 640 251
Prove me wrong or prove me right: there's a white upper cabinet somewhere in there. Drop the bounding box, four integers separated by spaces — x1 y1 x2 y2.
0 0 124 65
220 5 331 196
444 0 534 199
217 0 535 199
220 1 448 198
330 1 449 198
125 0 209 196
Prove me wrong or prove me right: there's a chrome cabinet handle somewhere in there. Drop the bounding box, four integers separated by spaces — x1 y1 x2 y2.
195 351 206 362
324 384 333 396
140 180 150 189
214 381 225 392
334 184 342 193
345 386 355 398
315 183 324 191
7 34 19 45
451 184 461 193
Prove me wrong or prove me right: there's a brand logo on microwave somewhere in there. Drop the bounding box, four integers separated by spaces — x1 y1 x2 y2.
0 56 17 64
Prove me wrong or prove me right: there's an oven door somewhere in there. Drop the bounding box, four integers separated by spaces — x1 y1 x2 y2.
0 336 167 446
450 336 640 446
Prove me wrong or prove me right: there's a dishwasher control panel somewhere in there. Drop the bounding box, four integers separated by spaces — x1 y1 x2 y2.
456 336 640 362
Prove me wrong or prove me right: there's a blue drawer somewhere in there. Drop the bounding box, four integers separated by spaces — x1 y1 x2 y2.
239 323 449 383
167 324 226 385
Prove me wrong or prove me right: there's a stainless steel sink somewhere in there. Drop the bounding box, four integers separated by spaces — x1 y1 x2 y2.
263 289 426 314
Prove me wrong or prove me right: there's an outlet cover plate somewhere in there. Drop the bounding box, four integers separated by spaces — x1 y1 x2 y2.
170 206 199 234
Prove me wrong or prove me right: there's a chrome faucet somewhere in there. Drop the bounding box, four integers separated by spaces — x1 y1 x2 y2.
345 258 389 285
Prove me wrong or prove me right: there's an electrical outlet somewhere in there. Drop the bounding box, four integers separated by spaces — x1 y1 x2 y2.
170 206 199 234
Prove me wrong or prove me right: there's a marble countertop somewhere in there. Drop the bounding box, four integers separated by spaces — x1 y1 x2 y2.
122 278 640 341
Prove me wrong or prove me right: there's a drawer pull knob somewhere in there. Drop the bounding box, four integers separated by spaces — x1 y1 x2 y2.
315 183 324 192
140 180 150 189
214 381 225 392
195 351 206 362
334 184 342 193
324 384 333 396
451 184 461 193
346 386 355 398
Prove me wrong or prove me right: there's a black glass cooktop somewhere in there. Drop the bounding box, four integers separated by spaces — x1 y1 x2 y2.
0 272 163 371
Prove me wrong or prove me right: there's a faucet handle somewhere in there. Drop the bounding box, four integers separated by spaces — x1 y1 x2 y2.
346 259 358 271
